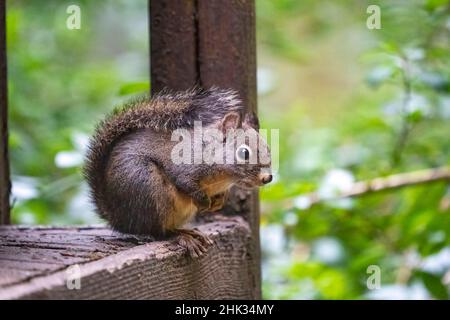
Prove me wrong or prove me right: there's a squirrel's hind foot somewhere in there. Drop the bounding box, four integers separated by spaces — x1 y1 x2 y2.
172 228 214 258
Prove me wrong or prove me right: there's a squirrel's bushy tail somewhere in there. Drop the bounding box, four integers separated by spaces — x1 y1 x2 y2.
84 87 244 221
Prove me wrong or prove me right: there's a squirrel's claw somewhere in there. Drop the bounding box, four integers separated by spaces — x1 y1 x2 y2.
173 228 213 258
192 228 214 246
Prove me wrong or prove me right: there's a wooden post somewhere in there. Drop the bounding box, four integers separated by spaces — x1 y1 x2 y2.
150 0 261 298
149 0 198 93
0 0 10 225
196 0 260 299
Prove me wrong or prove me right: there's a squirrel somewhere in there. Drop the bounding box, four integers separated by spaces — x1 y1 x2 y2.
84 87 272 257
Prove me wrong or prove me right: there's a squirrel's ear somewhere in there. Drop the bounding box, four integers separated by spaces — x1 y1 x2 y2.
220 112 241 134
243 111 260 130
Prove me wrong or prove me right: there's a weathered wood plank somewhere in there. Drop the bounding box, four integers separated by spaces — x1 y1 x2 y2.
149 0 198 93
196 0 260 299
0 231 138 252
0 268 35 287
0 217 255 299
0 0 10 225
0 226 141 289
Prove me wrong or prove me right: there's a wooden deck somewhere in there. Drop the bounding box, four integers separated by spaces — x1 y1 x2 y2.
0 215 258 299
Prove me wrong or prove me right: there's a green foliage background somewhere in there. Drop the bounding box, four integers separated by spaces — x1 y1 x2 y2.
7 0 450 299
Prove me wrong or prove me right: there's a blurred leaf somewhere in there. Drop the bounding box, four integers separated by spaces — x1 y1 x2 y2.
425 0 450 11
406 109 424 123
118 81 150 96
415 271 449 299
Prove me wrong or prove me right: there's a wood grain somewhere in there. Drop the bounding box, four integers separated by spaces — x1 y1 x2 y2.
0 217 255 299
0 0 10 225
149 0 198 93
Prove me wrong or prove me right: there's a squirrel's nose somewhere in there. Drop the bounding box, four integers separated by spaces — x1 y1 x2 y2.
261 174 272 184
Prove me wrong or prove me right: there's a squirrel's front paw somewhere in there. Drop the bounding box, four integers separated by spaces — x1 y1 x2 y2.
193 193 211 213
209 192 227 212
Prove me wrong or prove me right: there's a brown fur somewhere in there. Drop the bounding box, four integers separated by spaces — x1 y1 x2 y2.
165 184 197 231
200 173 234 198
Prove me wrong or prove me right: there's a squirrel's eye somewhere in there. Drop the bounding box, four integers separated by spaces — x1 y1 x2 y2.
236 145 251 162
